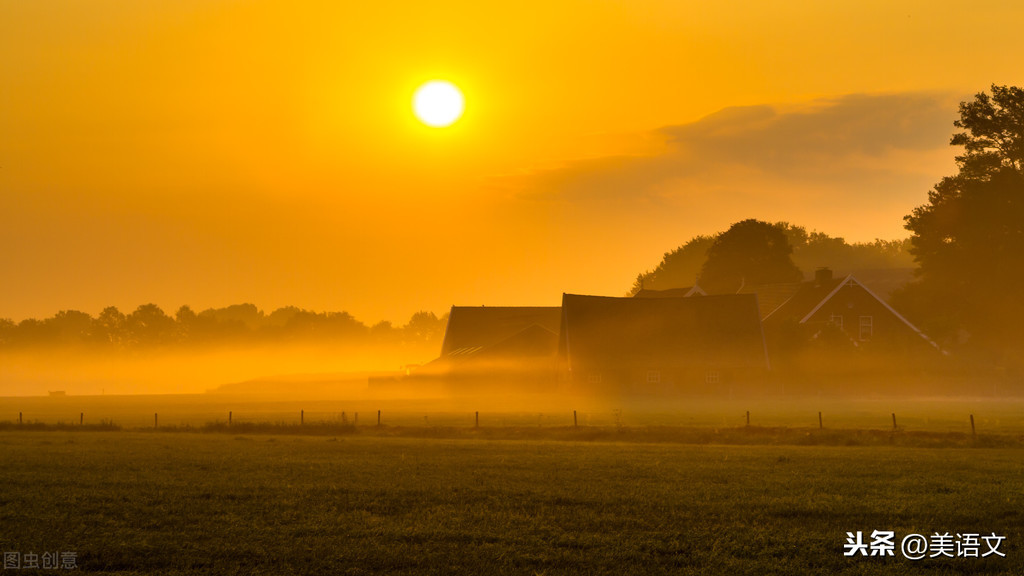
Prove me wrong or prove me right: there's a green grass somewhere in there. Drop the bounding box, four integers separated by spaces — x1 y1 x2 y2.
0 431 1021 575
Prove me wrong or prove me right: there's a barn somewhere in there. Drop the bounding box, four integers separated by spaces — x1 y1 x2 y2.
558 293 770 394
412 306 562 391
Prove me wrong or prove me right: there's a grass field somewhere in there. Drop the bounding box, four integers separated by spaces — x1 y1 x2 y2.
1 429 1022 575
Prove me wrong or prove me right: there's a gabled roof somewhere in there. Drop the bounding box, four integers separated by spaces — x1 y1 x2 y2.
468 323 559 359
760 277 844 324
559 293 769 370
761 275 940 349
440 306 562 358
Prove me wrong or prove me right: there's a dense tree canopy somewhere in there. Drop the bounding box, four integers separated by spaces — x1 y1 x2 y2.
698 219 803 293
899 84 1024 356
949 84 1024 179
630 235 717 294
0 304 448 351
631 221 911 295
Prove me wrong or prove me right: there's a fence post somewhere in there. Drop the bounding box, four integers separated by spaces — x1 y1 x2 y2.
80 412 84 426
377 410 381 427
19 412 22 425
154 413 158 428
474 411 479 428
970 414 976 437
891 413 897 430
746 411 750 427
229 411 232 426
301 410 304 426
573 410 578 428
818 411 823 429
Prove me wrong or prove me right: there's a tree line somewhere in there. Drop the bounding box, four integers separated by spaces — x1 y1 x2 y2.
631 223 912 295
0 304 448 350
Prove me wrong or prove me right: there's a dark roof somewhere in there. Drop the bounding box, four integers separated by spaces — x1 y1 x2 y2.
735 282 804 318
559 293 769 370
634 286 706 298
440 306 562 357
761 277 844 325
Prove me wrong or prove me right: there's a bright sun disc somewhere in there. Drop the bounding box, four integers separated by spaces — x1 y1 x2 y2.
413 81 464 127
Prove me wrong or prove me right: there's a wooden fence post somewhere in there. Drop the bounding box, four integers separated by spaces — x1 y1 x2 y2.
229 411 232 426
301 410 304 425
573 410 578 428
970 414 976 437
818 411 823 429
80 412 84 426
475 411 479 428
377 410 381 427
891 413 897 430
154 413 158 428
745 411 750 427
19 412 22 425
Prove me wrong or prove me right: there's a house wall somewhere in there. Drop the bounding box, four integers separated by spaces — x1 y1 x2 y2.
804 283 932 349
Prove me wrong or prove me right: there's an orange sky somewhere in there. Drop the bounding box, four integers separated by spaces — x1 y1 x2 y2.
2 0 1023 325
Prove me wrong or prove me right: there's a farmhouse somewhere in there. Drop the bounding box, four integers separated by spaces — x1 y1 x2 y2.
412 306 561 390
753 268 939 353
407 267 938 395
558 293 769 394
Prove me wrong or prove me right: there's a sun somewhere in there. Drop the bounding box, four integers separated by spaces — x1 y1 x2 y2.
413 80 465 127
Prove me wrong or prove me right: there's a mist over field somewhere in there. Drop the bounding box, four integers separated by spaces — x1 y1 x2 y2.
0 343 433 397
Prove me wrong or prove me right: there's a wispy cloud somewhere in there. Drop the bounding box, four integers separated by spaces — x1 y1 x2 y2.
510 92 959 205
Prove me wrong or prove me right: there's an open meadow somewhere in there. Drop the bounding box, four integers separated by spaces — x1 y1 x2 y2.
1 421 1023 575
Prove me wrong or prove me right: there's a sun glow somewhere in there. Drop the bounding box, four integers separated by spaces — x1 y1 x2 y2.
413 81 465 127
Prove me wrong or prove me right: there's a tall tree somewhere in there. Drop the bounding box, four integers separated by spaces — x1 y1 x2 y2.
698 219 803 293
900 84 1024 354
630 235 716 294
92 306 127 348
125 304 176 346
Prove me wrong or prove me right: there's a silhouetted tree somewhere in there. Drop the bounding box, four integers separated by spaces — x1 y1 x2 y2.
0 318 14 345
404 311 446 344
125 304 176 346
949 84 1024 179
266 306 302 328
46 310 93 345
175 305 198 343
321 311 368 339
899 84 1024 357
92 306 127 348
196 303 263 341
779 222 914 272
200 303 264 331
631 223 912 296
698 219 803 293
0 302 449 351
369 320 400 344
630 235 716 294
14 318 48 345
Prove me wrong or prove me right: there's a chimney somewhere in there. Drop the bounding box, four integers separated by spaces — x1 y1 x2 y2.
815 267 833 285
